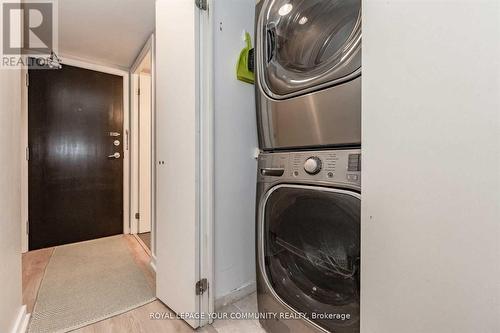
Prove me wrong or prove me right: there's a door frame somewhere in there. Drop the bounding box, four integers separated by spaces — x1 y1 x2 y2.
129 34 156 258
21 56 131 253
198 0 215 324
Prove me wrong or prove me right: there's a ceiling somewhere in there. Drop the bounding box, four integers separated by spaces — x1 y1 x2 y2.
58 0 155 70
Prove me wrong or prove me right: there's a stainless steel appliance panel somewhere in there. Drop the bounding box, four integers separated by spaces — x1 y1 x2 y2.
257 0 361 98
256 77 361 150
255 0 362 150
256 149 361 333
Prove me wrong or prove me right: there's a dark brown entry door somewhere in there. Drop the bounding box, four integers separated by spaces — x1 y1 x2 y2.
28 64 124 250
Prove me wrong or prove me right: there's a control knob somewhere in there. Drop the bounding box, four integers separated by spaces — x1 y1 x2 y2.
304 157 322 175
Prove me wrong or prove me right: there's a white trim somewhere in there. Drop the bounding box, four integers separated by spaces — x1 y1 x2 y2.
59 57 129 77
198 0 215 326
21 63 28 253
58 52 129 73
150 255 157 272
130 35 154 237
10 306 30 333
21 56 131 252
130 72 139 235
150 35 157 258
130 37 154 74
214 282 256 311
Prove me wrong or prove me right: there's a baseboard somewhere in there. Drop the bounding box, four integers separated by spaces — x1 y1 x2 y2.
150 255 157 272
215 281 256 311
10 305 30 333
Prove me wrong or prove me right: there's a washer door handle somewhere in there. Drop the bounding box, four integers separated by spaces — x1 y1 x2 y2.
260 168 284 177
266 26 276 63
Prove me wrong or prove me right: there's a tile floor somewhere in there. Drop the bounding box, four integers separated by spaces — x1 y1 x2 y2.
210 293 266 333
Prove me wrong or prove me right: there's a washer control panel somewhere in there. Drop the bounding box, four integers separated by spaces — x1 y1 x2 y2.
258 149 361 186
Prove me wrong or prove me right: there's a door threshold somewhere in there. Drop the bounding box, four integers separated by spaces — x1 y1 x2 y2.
133 234 152 257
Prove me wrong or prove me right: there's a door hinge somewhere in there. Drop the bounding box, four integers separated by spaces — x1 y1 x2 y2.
26 220 29 235
135 212 140 220
137 88 141 96
195 0 208 11
26 146 30 161
196 278 208 295
25 73 29 87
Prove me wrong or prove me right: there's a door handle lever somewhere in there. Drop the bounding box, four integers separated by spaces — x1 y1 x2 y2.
108 152 121 159
109 132 121 137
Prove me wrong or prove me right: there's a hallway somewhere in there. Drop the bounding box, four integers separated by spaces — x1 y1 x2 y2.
22 236 262 333
23 236 195 332
1 1 497 332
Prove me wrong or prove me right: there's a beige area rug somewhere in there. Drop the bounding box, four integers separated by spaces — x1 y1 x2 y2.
28 236 156 333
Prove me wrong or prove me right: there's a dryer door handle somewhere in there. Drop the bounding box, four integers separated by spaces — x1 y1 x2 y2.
266 26 276 63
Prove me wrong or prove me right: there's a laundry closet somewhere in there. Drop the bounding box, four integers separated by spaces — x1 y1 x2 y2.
155 0 499 332
253 1 362 332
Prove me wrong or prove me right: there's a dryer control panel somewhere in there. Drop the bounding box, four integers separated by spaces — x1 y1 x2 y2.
258 149 361 187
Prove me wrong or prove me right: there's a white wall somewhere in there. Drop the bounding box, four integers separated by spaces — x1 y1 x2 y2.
212 0 258 301
362 1 500 333
0 69 23 331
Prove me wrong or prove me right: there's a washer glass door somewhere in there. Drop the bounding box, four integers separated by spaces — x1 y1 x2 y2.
260 0 361 98
262 185 360 333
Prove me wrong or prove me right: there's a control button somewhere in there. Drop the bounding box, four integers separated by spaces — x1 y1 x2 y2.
304 157 322 175
293 171 299 177
348 154 361 172
347 174 359 182
327 172 334 178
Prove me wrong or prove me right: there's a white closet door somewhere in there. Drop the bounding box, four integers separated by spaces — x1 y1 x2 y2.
155 0 201 328
362 2 500 333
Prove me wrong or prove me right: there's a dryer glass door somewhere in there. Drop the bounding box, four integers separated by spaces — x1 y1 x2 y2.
260 0 361 98
263 185 360 333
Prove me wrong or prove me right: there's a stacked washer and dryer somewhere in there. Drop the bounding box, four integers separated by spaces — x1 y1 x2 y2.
254 1 362 333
